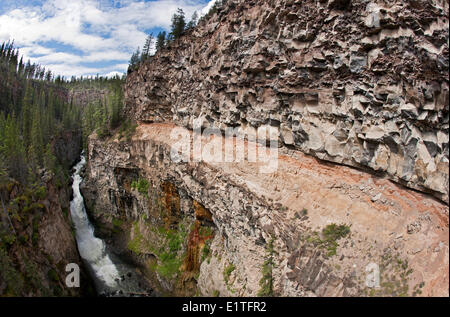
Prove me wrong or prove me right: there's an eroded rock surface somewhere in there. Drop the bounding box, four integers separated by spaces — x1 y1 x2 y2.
125 0 449 202
83 0 450 297
83 125 448 296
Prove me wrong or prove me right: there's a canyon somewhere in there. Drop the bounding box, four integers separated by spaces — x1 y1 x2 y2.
80 0 449 297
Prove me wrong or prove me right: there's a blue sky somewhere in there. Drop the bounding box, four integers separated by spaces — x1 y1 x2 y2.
0 0 217 78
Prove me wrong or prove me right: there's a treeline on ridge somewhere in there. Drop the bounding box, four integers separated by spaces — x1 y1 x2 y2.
128 0 228 73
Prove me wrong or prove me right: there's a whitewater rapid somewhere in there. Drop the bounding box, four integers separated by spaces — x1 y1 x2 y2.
70 155 120 290
70 155 152 296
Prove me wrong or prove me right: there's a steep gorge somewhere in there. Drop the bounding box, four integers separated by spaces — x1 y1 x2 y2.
0 128 93 296
82 0 449 297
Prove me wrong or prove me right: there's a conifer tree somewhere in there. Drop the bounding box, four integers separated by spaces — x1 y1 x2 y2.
2 114 26 181
30 106 44 166
43 144 57 172
170 8 186 40
187 11 198 29
156 31 166 51
142 34 154 61
128 47 141 73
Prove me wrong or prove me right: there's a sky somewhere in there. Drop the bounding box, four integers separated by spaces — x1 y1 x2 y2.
0 0 217 78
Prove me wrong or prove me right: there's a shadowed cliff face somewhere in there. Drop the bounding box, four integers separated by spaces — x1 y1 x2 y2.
51 130 82 169
124 0 449 203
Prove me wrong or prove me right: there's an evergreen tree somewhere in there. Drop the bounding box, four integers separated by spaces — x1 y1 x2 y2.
156 31 166 51
45 70 52 82
108 90 122 129
1 40 126 185
43 143 57 172
21 84 34 147
29 105 44 167
128 47 141 73
142 34 154 61
187 11 198 29
170 8 186 40
1 114 26 181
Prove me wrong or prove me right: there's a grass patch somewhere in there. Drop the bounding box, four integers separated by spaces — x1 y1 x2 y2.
155 224 189 278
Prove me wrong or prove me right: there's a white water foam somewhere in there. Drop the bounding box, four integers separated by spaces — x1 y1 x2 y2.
70 155 119 289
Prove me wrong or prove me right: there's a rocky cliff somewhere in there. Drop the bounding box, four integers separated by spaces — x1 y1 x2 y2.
125 0 449 203
83 0 449 297
69 87 108 108
51 129 83 169
0 173 93 296
83 123 448 296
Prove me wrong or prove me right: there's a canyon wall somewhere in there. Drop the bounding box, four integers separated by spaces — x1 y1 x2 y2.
83 0 449 297
125 0 449 203
83 123 448 297
0 173 93 296
1 122 88 296
69 88 108 108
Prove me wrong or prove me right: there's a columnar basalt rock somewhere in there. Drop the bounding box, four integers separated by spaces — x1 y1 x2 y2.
84 0 450 297
84 125 449 296
124 0 449 203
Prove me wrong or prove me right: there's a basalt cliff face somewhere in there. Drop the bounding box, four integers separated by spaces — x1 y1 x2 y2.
83 0 449 297
125 0 449 203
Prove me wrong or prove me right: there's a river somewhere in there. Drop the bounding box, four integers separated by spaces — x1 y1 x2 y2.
70 154 152 296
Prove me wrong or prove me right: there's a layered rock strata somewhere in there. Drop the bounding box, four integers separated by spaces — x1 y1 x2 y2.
83 124 449 296
125 0 449 202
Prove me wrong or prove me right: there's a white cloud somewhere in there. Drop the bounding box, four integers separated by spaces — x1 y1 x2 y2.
0 0 217 77
43 63 103 78
103 71 125 78
200 0 218 16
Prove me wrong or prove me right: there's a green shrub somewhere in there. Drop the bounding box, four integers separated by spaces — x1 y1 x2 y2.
18 234 28 245
1 233 16 246
0 247 25 295
201 240 211 263
322 224 351 257
322 224 351 242
257 237 275 297
34 186 47 200
223 263 235 285
47 268 59 282
306 224 351 257
131 178 149 197
119 120 137 142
